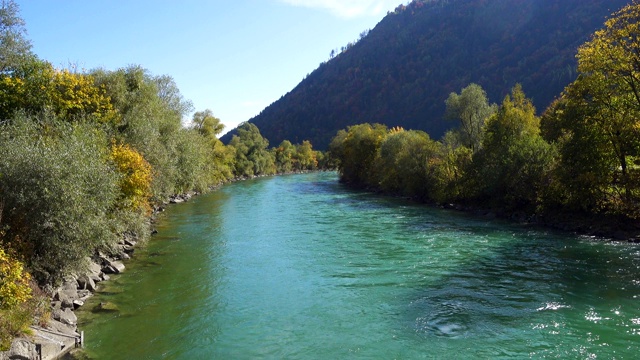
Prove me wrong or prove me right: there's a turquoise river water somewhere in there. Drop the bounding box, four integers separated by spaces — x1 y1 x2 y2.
75 172 640 359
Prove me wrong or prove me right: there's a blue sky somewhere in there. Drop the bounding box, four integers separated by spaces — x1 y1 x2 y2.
18 0 403 135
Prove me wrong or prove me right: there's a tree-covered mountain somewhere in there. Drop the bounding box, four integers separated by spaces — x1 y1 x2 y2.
221 0 630 150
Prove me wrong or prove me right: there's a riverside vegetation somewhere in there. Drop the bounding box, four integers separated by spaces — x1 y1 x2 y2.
0 1 329 352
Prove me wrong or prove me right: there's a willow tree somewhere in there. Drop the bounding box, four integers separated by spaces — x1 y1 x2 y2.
445 83 496 153
229 122 275 177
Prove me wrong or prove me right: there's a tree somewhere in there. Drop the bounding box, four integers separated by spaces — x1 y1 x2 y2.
294 140 317 170
0 58 116 122
110 142 152 212
154 75 193 118
229 122 275 177
0 248 31 310
540 2 640 214
474 85 555 208
92 65 190 199
0 116 120 283
0 0 32 72
192 109 225 140
377 129 439 200
330 123 387 187
445 83 496 152
274 140 295 173
431 131 474 203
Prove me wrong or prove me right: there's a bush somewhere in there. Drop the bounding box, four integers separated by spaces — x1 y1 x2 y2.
0 249 50 351
110 142 152 212
0 248 31 310
0 115 119 283
0 280 50 351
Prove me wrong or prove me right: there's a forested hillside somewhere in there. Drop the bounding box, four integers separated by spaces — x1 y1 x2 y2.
222 0 630 149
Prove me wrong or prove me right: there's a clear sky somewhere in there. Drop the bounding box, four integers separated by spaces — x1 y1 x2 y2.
18 0 404 135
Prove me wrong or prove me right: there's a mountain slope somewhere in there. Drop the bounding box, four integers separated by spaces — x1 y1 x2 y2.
222 0 630 149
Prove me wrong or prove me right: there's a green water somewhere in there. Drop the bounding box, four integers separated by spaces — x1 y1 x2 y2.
76 172 640 359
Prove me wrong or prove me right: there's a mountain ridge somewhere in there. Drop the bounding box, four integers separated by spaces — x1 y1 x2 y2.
222 0 630 149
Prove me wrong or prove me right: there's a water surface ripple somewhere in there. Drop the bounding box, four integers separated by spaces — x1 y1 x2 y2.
77 172 640 359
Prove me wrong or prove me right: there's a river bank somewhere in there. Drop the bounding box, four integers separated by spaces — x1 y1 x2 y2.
0 188 202 359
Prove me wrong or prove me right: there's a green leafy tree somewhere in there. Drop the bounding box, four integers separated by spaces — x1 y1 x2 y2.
540 2 640 215
154 74 194 118
190 109 234 184
445 83 496 152
377 128 440 200
92 66 192 199
0 0 32 72
330 123 387 187
274 140 295 173
229 122 275 177
474 85 555 209
430 132 474 203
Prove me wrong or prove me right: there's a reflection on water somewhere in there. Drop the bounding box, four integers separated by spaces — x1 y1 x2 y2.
75 172 640 359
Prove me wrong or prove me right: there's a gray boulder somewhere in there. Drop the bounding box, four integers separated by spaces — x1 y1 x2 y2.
0 338 38 360
53 308 77 326
54 281 80 309
77 274 97 292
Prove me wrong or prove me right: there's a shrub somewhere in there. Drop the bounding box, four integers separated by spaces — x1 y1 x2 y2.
0 115 119 283
110 142 152 212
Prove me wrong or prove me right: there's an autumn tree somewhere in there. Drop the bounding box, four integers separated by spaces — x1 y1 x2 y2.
474 85 555 209
192 109 225 140
0 58 116 122
294 140 317 170
0 249 31 310
541 2 640 214
110 142 152 212
274 140 295 173
0 248 33 350
330 123 387 187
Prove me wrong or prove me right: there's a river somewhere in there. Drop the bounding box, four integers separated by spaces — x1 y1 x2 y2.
75 172 640 359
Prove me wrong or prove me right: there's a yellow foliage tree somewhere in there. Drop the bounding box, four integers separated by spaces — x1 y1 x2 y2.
50 69 117 121
110 142 153 212
0 249 31 310
0 58 117 123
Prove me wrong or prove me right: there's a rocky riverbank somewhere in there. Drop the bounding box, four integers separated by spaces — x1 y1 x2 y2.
0 189 201 360
0 239 137 360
